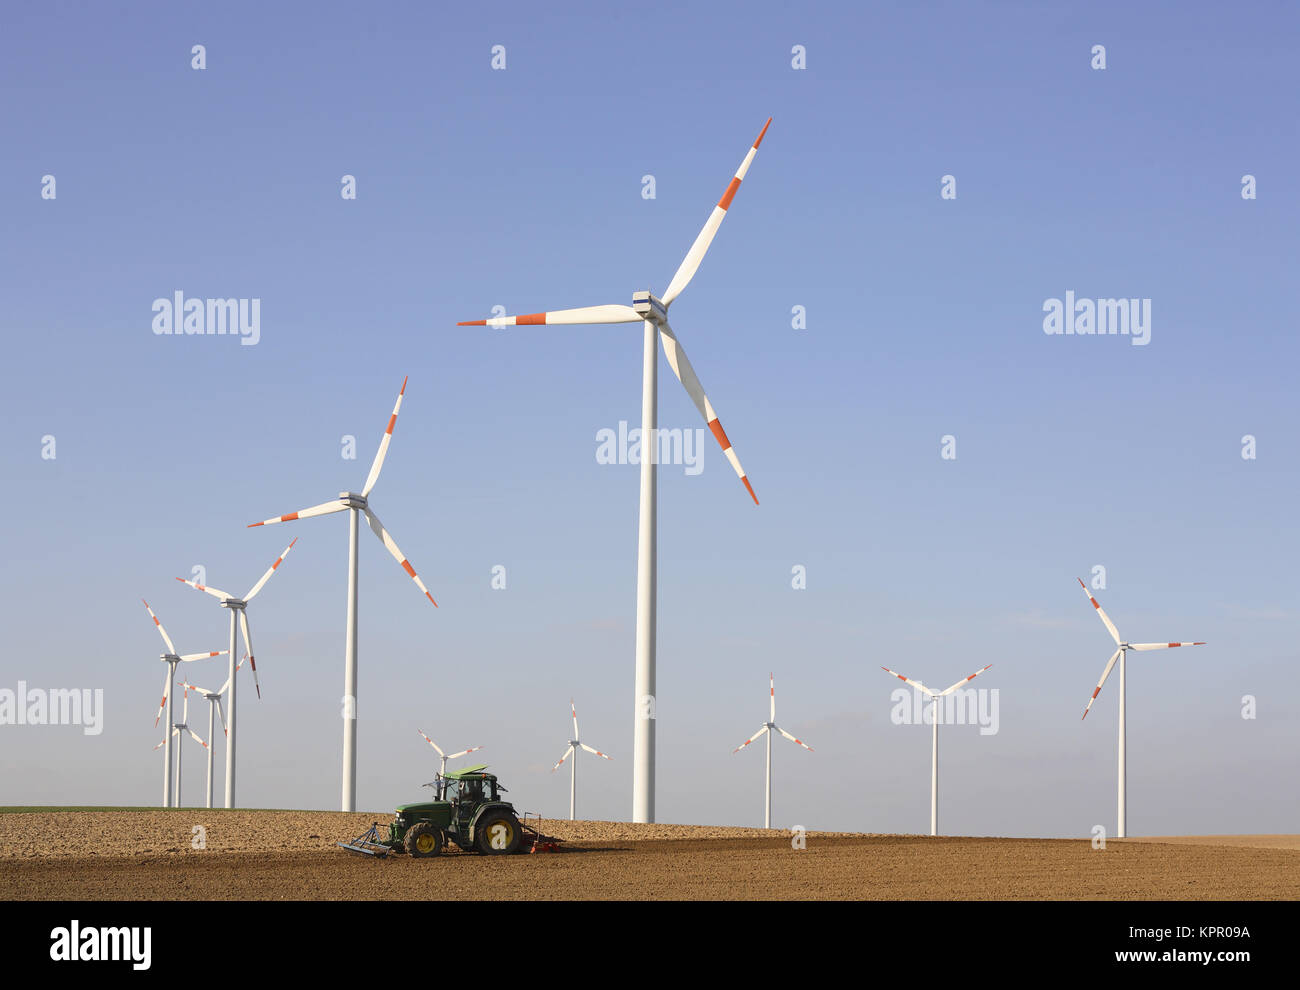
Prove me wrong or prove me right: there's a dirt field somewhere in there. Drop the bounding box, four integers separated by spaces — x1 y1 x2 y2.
2 810 1297 900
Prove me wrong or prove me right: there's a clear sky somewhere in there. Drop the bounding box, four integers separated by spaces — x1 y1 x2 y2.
1 1 1296 837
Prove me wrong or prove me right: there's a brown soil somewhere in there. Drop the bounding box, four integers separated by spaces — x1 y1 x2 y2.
2 811 1296 900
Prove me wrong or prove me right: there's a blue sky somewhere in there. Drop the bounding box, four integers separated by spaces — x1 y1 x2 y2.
1 1 1296 837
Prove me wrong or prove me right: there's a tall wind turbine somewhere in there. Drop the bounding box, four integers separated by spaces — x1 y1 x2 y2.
1077 578 1205 838
880 663 993 836
551 701 612 821
182 666 238 810
458 119 772 822
417 729 483 776
176 539 297 809
731 673 814 829
143 600 225 808
248 378 437 811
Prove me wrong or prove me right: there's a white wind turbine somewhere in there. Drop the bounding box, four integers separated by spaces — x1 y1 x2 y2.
175 539 297 809
153 685 209 808
181 663 241 810
143 600 226 808
417 729 483 776
249 378 438 811
880 663 994 836
731 673 814 829
551 701 612 821
459 119 773 822
1076 578 1205 838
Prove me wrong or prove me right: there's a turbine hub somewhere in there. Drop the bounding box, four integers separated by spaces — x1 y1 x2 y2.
632 290 667 325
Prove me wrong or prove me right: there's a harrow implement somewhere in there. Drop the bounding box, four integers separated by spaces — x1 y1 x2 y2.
337 822 392 858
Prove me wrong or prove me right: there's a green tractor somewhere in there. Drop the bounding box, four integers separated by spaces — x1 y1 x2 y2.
339 765 558 858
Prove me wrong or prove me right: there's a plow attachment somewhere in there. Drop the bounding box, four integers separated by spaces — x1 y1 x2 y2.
521 813 563 853
337 822 393 858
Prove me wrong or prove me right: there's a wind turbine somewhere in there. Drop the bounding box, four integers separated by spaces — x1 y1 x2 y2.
1077 578 1205 838
880 663 993 836
458 119 773 822
731 673 814 829
175 539 297 809
417 729 483 776
551 701 612 821
168 686 208 807
248 377 437 811
143 600 225 808
181 665 239 810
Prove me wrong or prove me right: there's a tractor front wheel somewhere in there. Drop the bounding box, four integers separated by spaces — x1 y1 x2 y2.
476 811 523 855
404 822 445 858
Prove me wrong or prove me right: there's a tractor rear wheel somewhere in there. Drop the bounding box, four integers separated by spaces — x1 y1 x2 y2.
404 822 444 858
475 810 523 855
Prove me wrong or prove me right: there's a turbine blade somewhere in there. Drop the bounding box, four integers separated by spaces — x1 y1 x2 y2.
418 730 446 757
244 538 298 601
142 600 177 655
1130 641 1206 650
732 726 768 753
187 727 207 748
216 699 227 737
363 507 438 606
239 611 260 699
1078 578 1122 645
659 321 757 503
551 745 574 772
662 118 771 307
775 726 814 752
154 671 169 728
362 377 407 497
175 577 232 601
457 304 640 327
571 699 580 740
769 672 776 722
179 650 225 662
247 499 347 528
938 664 993 696
153 738 166 751
880 665 934 696
178 680 211 696
580 743 612 760
1082 648 1123 720
446 746 483 760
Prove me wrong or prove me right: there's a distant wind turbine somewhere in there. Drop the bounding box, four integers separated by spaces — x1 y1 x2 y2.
731 673 814 829
143 600 225 808
1076 578 1204 838
551 701 612 821
176 539 297 808
880 663 993 836
417 729 483 776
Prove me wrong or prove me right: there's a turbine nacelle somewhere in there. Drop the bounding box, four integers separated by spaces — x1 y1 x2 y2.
632 291 668 325
339 491 368 510
219 598 247 611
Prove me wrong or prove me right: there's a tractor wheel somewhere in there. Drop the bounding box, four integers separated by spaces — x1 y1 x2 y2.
404 822 444 858
475 810 523 855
